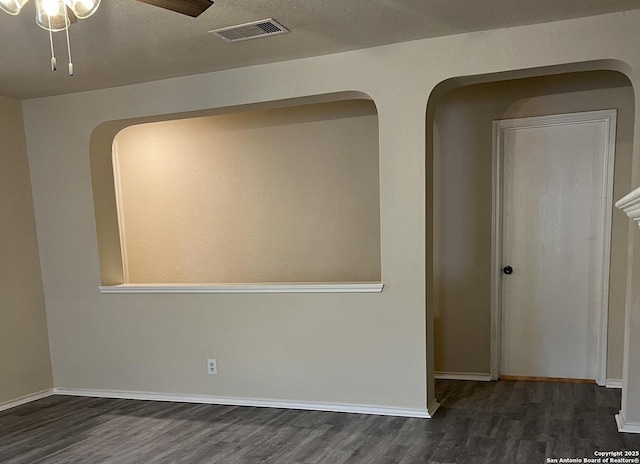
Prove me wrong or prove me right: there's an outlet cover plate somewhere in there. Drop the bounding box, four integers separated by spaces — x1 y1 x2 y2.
207 358 217 375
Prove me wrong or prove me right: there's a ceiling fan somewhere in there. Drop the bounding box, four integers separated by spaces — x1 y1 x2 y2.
0 0 213 76
135 0 214 18
0 0 103 75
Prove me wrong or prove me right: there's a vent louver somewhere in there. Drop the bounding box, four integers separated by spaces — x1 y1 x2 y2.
209 19 289 43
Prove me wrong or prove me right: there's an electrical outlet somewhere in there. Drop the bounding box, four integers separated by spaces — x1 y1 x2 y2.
207 358 217 375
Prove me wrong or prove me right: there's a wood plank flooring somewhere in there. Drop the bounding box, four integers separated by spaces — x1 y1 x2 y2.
1 380 639 463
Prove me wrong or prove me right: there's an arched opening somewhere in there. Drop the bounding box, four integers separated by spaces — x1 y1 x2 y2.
426 66 635 412
90 92 383 290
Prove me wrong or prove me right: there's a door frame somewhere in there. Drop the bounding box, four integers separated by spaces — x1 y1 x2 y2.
490 109 617 386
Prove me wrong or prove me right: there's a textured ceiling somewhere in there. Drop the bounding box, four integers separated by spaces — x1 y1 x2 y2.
0 0 639 99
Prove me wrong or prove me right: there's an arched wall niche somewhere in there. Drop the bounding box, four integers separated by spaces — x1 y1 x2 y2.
90 91 382 287
425 59 637 409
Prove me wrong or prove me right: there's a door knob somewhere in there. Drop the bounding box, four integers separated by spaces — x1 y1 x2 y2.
503 266 513 275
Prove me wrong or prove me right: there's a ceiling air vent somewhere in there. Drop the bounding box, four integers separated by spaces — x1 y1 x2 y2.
209 19 289 43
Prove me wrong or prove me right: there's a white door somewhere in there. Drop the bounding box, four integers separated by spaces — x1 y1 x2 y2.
493 110 616 382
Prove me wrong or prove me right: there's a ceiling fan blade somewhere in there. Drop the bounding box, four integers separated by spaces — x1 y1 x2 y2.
135 0 214 17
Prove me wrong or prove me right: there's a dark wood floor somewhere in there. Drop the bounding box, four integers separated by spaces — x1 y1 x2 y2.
1 380 639 463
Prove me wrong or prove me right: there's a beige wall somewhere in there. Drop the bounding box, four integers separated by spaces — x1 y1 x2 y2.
113 101 380 284
0 96 53 405
432 71 634 379
19 11 640 419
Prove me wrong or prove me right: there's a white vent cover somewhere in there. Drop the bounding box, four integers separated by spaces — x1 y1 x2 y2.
209 19 289 43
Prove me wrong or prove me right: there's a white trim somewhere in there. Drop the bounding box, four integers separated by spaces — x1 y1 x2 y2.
598 110 617 387
492 110 616 385
99 282 384 294
616 186 639 432
615 186 640 229
491 120 502 381
434 372 492 382
605 378 623 389
427 400 440 417
616 412 640 434
53 388 429 418
0 389 54 413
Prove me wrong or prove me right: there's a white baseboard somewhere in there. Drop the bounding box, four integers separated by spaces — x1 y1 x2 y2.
427 400 440 417
616 411 640 434
53 388 431 418
605 378 623 389
0 389 54 413
434 372 492 382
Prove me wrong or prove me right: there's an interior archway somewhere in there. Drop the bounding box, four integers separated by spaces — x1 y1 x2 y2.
426 65 636 410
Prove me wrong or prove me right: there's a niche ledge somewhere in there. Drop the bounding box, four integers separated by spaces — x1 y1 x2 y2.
99 283 384 294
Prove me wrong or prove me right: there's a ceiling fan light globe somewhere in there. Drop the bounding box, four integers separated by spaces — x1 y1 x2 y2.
64 0 99 19
35 0 70 31
42 0 61 15
0 0 29 15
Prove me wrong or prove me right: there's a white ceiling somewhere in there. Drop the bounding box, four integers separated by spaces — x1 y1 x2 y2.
1 0 639 99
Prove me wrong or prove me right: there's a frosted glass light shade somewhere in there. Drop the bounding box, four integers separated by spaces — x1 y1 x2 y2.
0 0 28 15
64 0 99 19
35 0 69 31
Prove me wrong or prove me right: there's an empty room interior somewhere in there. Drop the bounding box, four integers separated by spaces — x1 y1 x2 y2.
3 1 640 463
